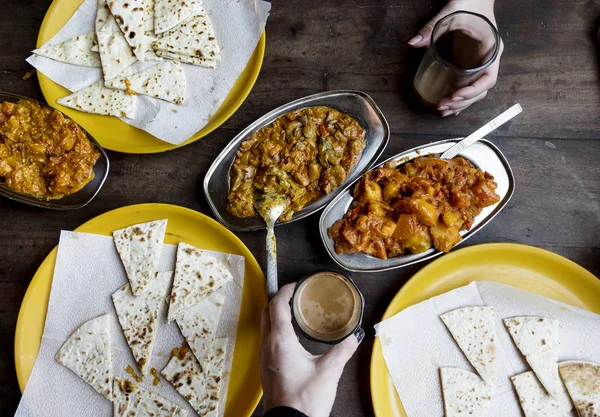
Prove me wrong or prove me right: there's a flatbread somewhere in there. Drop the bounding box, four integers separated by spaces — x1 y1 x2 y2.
161 339 227 417
107 0 147 61
33 30 101 67
142 0 155 32
154 0 192 34
440 368 491 417
97 24 138 81
112 271 172 376
155 50 216 68
176 292 225 363
95 0 112 32
105 60 186 104
113 378 188 417
511 371 573 417
440 306 498 386
57 79 136 118
559 361 600 417
55 314 113 400
504 316 561 397
152 10 221 60
167 243 234 321
112 219 167 296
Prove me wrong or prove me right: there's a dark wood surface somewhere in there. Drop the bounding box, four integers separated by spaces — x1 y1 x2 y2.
1 0 600 416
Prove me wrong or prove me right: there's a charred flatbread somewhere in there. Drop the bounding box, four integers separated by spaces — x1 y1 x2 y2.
559 361 600 417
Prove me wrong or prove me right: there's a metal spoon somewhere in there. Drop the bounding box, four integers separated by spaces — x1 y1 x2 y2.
255 193 288 299
440 103 522 160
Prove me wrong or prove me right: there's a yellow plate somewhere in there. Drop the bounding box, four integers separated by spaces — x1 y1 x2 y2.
370 243 600 417
14 203 267 417
36 0 266 154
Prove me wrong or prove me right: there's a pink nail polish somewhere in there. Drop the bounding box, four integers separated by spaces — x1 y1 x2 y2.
408 35 422 45
442 110 452 117
438 105 449 111
452 97 464 102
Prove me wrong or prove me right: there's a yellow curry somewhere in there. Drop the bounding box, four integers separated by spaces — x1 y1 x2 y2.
0 100 99 199
227 106 366 222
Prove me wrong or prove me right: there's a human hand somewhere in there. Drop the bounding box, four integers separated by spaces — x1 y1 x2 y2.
260 283 364 417
408 0 504 116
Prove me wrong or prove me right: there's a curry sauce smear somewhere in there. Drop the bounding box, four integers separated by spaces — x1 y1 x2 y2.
0 100 99 199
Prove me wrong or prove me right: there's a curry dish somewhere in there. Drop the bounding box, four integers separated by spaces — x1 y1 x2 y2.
227 106 366 222
328 156 500 259
0 100 99 199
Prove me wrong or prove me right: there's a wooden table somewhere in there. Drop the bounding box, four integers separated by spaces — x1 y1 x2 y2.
1 0 599 415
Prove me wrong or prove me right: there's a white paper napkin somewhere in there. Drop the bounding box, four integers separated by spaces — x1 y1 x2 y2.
375 281 600 417
15 230 245 417
27 0 271 145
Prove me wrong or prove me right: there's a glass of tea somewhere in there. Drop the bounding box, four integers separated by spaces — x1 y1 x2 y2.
413 11 501 108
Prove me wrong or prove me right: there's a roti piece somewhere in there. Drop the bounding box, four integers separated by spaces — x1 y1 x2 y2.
440 368 491 417
511 371 573 417
55 314 113 400
504 316 561 397
152 10 221 60
162 339 227 417
57 79 136 118
113 219 167 296
105 60 186 104
113 378 188 417
559 361 600 417
440 306 498 386
97 24 138 81
142 0 155 32
167 243 234 321
154 0 192 34
33 31 101 67
112 271 172 375
154 50 216 68
176 292 225 362
95 0 112 32
107 0 147 61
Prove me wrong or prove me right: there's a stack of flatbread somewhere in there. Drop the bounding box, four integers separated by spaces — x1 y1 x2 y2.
54 219 236 417
32 0 221 118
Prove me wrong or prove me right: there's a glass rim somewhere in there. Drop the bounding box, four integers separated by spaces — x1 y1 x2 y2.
431 10 501 74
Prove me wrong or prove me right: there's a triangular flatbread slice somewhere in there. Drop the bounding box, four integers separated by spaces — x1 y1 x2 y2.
55 314 113 400
112 271 172 376
511 371 573 417
107 0 147 61
504 316 561 397
95 0 112 32
559 361 600 417
176 292 225 362
154 0 192 34
440 368 491 417
57 79 137 118
105 61 186 104
33 31 101 67
440 306 498 386
113 219 167 296
97 22 138 81
161 339 227 417
113 378 188 416
152 10 221 60
142 0 155 32
154 50 216 68
168 243 234 321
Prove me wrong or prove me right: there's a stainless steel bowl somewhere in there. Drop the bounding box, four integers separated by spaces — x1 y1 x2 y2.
319 138 515 272
0 92 109 210
203 90 390 231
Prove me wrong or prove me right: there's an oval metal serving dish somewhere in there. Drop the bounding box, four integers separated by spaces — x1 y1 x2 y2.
319 138 515 272
204 90 390 231
0 92 109 210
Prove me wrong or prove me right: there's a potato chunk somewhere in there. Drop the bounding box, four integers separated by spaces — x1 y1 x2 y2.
430 224 461 252
407 198 438 226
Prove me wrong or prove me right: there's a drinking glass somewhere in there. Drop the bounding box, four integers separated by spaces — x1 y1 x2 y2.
414 11 501 108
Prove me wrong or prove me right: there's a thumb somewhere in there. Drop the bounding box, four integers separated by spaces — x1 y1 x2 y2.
408 11 446 48
319 329 363 370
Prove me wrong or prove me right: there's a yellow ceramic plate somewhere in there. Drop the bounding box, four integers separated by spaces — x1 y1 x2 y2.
36 0 266 154
370 243 600 417
14 203 267 417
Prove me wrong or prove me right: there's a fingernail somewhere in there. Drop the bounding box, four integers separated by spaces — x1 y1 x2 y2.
452 97 464 102
438 105 449 111
454 111 461 116
408 35 422 45
441 110 452 117
354 327 365 344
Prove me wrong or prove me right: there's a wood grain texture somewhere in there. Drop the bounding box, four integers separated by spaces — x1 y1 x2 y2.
1 0 599 416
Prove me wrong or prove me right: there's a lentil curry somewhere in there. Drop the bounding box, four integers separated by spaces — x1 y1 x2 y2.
328 156 501 259
0 100 99 199
227 106 366 222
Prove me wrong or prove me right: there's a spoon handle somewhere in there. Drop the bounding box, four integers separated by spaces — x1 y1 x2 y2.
266 225 278 299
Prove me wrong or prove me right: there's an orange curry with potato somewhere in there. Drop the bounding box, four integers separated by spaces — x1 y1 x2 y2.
0 100 99 199
328 156 500 259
